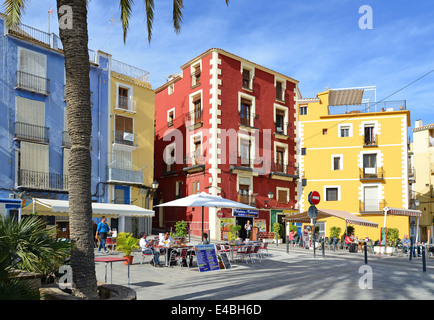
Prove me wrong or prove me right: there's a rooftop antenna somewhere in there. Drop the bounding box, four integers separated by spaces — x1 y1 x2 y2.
108 15 120 54
48 5 54 34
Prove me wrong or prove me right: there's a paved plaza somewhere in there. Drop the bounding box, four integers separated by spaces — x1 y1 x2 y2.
94 239 434 301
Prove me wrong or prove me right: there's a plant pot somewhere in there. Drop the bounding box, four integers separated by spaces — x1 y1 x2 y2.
123 255 134 265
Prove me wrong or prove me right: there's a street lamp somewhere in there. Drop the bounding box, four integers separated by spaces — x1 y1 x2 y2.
152 180 159 190
264 191 274 207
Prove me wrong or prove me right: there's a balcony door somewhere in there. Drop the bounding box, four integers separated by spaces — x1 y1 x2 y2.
18 141 49 189
363 186 379 211
115 115 134 145
114 185 130 204
363 154 377 176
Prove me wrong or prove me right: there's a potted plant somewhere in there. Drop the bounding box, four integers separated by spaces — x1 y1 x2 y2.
229 224 241 242
273 223 282 244
174 220 188 238
115 232 139 265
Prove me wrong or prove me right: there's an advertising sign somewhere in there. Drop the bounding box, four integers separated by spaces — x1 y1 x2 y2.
233 209 259 218
195 244 220 273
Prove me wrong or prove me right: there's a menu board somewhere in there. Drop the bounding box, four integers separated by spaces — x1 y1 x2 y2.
195 244 220 273
219 252 231 270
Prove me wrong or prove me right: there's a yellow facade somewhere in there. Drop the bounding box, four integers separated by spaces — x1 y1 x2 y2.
108 63 155 217
298 90 411 241
411 121 434 242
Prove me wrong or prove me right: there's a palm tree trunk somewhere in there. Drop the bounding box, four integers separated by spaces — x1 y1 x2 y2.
57 0 98 299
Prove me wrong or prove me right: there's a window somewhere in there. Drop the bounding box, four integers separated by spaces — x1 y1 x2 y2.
118 87 129 109
168 83 174 95
237 176 253 205
114 115 134 146
276 147 285 172
193 98 202 124
340 126 350 137
17 47 48 95
363 154 377 175
300 106 307 115
240 98 251 126
240 139 251 166
276 80 284 101
277 188 289 204
167 109 175 127
188 91 203 127
333 156 341 170
193 136 202 165
113 149 132 170
176 181 183 199
15 97 47 143
325 187 339 201
242 68 252 89
191 63 201 87
18 142 49 189
363 186 379 211
275 108 286 134
364 124 376 145
301 148 306 155
322 128 328 135
192 181 200 194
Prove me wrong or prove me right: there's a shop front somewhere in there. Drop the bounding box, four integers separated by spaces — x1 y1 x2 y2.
233 208 259 240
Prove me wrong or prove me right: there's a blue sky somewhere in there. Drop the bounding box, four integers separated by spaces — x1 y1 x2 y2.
15 0 434 135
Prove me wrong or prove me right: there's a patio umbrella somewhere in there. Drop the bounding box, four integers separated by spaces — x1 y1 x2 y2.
154 192 256 238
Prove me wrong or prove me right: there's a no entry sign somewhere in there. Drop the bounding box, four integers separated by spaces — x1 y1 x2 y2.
308 191 321 206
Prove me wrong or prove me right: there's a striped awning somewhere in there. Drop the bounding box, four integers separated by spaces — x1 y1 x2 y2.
329 89 364 106
384 207 421 217
283 208 378 228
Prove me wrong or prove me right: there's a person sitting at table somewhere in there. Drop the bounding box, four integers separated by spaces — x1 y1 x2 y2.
159 231 178 265
201 233 210 245
401 234 416 256
139 233 161 267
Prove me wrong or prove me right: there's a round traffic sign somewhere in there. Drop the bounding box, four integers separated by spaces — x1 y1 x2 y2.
308 191 321 205
308 205 318 220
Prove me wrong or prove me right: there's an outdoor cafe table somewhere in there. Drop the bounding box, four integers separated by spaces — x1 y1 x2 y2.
94 256 130 286
153 245 193 267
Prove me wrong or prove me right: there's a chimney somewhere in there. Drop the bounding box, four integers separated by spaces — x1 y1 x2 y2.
415 119 423 128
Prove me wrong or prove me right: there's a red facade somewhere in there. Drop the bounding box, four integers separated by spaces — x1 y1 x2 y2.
154 49 299 239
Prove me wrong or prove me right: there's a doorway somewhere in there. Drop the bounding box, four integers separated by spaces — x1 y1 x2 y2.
236 217 253 240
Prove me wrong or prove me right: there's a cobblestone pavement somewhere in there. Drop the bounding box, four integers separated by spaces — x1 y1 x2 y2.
94 240 434 301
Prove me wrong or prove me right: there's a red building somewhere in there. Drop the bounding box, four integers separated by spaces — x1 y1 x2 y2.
154 48 299 240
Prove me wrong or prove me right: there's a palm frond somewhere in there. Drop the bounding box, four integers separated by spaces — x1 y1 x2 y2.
144 0 154 44
2 0 27 28
172 0 183 35
119 0 134 43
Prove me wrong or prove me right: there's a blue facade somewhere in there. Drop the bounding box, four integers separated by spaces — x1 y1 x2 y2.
0 16 110 205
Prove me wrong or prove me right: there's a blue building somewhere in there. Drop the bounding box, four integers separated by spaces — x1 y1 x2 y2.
0 15 110 224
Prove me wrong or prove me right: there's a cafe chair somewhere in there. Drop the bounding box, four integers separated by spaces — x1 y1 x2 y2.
251 245 262 263
259 242 269 258
106 237 116 252
170 248 190 268
140 251 156 266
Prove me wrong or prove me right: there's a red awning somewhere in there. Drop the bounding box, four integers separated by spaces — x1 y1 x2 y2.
383 207 421 217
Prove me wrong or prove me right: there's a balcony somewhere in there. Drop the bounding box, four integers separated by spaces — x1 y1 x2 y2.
269 162 299 181
114 130 138 148
185 109 203 130
14 122 49 144
237 193 257 206
359 167 384 181
16 70 50 95
17 169 68 192
359 199 387 213
115 96 137 113
362 134 378 147
182 152 205 174
107 166 143 185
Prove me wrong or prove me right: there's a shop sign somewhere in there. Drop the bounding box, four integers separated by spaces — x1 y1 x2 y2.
233 209 259 218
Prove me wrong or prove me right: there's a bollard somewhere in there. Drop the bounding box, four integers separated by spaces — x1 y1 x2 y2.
322 238 325 258
286 236 289 254
188 228 191 243
364 243 368 265
409 240 413 260
422 247 427 272
276 232 278 247
333 237 336 252
417 245 421 257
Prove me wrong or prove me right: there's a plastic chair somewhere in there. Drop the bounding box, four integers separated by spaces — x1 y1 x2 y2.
236 245 253 263
106 237 116 251
251 245 261 263
259 242 269 258
140 250 156 266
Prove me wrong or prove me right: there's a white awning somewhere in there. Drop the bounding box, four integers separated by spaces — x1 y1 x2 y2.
329 89 364 106
24 198 154 218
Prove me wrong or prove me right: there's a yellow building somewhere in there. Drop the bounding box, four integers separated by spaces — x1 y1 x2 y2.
411 120 434 242
107 58 155 235
297 87 413 240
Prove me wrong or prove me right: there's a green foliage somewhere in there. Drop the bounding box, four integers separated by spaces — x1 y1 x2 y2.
273 223 281 237
115 232 139 256
330 226 341 239
289 224 298 233
229 224 241 241
387 228 399 245
0 216 71 299
174 220 188 237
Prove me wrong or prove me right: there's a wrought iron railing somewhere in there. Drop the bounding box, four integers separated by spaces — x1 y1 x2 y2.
270 162 299 177
17 169 68 191
114 130 138 147
14 122 49 143
16 70 50 95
